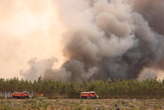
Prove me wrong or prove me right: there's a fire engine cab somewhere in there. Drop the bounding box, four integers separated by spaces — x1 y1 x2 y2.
11 91 30 99
80 91 99 99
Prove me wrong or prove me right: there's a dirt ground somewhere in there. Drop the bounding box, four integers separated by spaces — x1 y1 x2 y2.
0 98 164 110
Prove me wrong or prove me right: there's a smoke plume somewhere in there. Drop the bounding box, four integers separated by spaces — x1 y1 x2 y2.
1 0 164 81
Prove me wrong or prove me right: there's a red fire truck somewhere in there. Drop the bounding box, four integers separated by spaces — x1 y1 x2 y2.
80 91 99 99
11 91 30 99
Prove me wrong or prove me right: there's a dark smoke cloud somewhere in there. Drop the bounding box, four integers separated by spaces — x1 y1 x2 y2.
134 0 164 35
134 0 164 72
23 0 164 81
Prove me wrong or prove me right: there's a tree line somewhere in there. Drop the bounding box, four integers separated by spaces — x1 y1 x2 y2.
0 78 164 98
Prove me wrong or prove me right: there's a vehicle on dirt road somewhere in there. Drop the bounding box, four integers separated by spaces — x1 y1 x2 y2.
11 91 30 99
80 91 99 99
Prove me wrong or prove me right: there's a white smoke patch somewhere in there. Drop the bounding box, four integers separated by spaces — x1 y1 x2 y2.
98 35 136 57
138 68 157 81
21 58 56 81
21 58 71 81
138 68 164 81
95 0 133 37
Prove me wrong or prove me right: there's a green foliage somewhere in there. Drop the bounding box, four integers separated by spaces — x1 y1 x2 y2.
0 78 164 98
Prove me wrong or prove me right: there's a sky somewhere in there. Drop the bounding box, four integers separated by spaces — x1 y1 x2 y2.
0 0 65 78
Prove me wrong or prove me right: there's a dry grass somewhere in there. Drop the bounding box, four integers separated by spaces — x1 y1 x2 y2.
0 98 164 110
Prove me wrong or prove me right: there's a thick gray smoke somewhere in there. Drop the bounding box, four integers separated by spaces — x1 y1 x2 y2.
134 0 164 35
23 0 164 81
